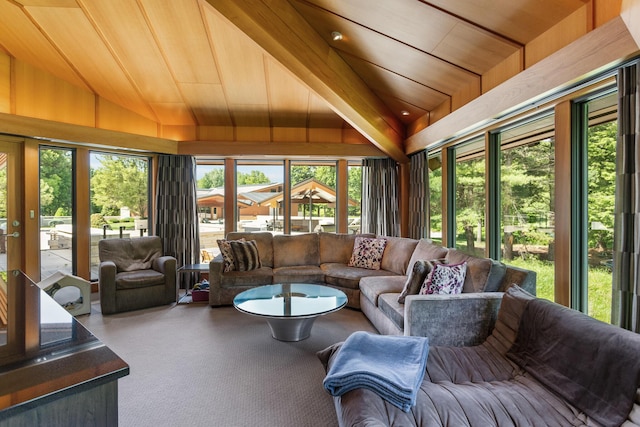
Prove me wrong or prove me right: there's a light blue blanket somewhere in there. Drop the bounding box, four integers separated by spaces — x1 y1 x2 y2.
323 331 430 412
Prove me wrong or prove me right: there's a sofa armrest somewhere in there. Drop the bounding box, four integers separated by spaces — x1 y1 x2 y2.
99 260 117 314
404 292 504 347
209 256 224 305
153 256 177 303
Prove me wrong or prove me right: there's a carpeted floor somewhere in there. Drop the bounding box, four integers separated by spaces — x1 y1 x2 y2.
79 298 376 427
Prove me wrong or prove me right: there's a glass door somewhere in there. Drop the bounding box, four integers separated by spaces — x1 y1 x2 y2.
0 138 23 353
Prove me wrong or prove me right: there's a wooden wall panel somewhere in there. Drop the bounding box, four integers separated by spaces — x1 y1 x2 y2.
236 127 271 142
482 49 524 94
272 127 306 142
159 125 196 142
342 129 369 144
197 126 235 141
0 53 9 114
525 5 590 68
308 128 342 143
14 60 95 127
595 0 622 27
97 98 159 138
406 17 638 154
451 78 482 111
429 99 451 125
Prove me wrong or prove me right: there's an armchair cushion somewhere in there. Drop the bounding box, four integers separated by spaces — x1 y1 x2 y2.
99 236 162 272
115 270 166 289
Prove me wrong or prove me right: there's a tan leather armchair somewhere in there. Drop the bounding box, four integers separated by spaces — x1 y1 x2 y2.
98 236 176 314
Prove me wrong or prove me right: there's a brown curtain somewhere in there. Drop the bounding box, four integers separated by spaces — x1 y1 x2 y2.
611 61 640 332
361 158 400 236
408 150 428 239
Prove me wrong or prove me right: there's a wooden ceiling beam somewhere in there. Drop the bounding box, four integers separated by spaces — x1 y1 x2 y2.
202 0 408 163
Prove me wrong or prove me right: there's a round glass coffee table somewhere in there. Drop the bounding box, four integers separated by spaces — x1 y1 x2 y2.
233 283 347 341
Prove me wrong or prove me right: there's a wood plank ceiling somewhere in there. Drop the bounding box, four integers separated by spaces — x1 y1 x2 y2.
0 0 588 161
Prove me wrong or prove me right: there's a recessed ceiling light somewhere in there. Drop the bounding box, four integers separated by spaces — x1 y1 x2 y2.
331 31 343 41
401 110 410 116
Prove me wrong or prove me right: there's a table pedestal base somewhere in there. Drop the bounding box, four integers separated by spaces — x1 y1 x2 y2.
266 317 317 341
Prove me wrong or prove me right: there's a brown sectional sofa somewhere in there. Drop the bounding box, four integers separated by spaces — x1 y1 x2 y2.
319 285 640 427
208 232 536 335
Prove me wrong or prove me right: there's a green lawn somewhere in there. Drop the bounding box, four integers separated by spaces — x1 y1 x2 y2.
507 258 612 323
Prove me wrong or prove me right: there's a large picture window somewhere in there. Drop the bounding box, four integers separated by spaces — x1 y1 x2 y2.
498 114 556 302
452 138 485 256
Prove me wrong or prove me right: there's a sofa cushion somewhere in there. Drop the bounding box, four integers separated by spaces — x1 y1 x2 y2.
272 265 324 283
273 233 319 268
360 275 406 307
419 262 467 295
445 249 493 293
319 233 375 264
226 232 274 268
322 263 399 290
115 269 166 289
407 239 449 273
378 293 405 331
349 237 387 270
379 236 419 275
229 240 262 271
220 267 273 287
397 259 436 304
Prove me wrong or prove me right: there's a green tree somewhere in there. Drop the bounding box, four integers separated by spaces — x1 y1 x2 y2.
39 148 73 216
455 157 485 247
91 155 149 217
237 170 270 185
198 168 224 189
587 121 617 250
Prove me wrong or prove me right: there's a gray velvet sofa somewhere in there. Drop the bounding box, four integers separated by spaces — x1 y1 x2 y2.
208 232 536 325
319 285 640 427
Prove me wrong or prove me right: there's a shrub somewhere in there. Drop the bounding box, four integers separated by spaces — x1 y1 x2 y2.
91 213 110 229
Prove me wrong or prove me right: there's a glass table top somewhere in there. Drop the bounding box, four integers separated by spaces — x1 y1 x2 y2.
233 283 347 318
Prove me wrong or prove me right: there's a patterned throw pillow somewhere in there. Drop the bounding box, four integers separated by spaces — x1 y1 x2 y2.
419 261 467 295
348 237 387 270
397 259 438 304
217 238 245 272
229 239 262 271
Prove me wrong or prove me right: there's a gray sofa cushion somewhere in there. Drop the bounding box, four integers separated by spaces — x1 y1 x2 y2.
227 232 274 268
321 263 400 290
319 233 374 264
406 239 448 272
397 259 436 304
219 267 273 287
360 275 406 307
273 233 319 268
379 236 419 275
446 249 493 293
272 265 324 283
377 293 404 330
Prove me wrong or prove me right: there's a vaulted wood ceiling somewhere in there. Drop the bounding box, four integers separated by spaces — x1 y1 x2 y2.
0 0 589 161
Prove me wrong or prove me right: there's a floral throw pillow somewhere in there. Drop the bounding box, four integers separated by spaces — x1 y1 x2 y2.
419 261 467 295
348 237 387 270
217 238 245 272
